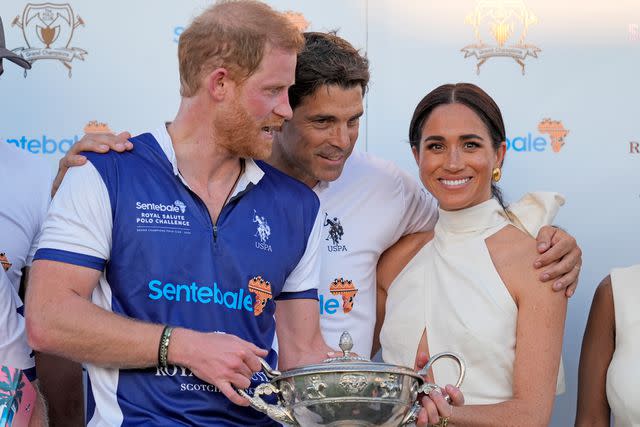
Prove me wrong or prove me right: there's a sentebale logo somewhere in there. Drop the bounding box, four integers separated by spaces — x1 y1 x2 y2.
147 279 254 313
506 118 569 153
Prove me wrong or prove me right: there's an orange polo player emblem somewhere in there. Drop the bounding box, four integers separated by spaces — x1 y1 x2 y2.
329 278 358 314
248 276 273 316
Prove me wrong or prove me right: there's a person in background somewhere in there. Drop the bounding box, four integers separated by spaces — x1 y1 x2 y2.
576 264 640 426
1 15 82 427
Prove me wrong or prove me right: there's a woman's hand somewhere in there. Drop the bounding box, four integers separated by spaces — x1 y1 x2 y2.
416 384 464 426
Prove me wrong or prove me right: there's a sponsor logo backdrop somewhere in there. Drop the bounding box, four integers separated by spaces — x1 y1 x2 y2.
1 1 639 425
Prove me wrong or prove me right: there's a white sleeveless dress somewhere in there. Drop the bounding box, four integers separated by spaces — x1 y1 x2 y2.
380 193 565 404
606 264 640 426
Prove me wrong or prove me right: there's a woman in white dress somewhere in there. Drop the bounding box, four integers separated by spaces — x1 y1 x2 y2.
576 264 640 426
376 83 567 426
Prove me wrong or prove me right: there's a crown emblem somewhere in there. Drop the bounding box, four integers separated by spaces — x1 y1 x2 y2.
83 120 112 134
248 276 273 316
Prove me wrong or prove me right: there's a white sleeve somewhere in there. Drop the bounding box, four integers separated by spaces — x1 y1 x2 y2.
279 210 322 298
25 169 53 266
0 269 35 375
36 162 112 268
391 168 439 242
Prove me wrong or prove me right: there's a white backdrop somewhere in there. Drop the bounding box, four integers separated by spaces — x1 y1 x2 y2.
1 1 639 425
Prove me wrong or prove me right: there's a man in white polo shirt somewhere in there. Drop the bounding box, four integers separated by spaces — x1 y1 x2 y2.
60 32 582 362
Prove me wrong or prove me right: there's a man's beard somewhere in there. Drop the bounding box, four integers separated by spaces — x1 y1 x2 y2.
214 98 276 160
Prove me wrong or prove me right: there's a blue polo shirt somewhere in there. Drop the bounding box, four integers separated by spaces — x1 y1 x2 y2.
35 126 322 426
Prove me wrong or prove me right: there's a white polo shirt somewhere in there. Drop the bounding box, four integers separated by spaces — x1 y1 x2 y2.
314 150 438 356
0 142 53 291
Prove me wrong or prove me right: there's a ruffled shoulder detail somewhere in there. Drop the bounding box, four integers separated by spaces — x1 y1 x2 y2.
504 192 565 237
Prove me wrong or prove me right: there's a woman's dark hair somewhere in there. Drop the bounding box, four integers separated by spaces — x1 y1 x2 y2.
408 83 507 209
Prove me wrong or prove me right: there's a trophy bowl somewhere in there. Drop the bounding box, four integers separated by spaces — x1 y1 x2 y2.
236 332 465 426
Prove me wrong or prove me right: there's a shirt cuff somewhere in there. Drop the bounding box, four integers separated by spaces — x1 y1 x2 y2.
34 248 106 271
276 289 318 301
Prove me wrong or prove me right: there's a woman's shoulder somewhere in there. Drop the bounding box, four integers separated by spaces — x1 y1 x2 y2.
486 225 552 301
486 224 538 269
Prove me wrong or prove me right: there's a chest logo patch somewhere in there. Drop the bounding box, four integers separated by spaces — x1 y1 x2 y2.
253 210 272 252
324 213 347 252
329 278 358 314
248 276 273 316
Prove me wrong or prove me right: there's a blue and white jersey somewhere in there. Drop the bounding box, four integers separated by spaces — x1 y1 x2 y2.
35 126 322 426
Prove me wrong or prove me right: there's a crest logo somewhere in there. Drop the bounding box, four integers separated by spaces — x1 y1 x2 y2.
248 276 272 316
461 0 540 74
0 253 12 272
324 213 347 252
11 3 87 77
83 120 112 134
329 278 358 314
253 210 272 252
630 141 639 154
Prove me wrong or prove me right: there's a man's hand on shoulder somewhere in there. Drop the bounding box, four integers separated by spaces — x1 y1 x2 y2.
533 226 582 297
168 328 269 406
51 131 133 198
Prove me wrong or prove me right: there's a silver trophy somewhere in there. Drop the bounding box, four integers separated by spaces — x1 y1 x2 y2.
236 332 465 426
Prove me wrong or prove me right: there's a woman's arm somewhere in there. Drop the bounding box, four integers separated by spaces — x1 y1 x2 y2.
448 225 568 426
371 231 433 358
575 276 615 426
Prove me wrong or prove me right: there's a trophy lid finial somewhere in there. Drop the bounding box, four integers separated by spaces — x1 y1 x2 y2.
339 331 354 356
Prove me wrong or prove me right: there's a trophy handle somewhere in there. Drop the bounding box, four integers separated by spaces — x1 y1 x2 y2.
400 401 422 426
416 351 466 402
234 358 298 426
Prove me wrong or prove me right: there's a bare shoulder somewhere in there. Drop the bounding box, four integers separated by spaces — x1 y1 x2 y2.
486 225 550 300
377 231 434 293
486 224 538 271
590 275 614 319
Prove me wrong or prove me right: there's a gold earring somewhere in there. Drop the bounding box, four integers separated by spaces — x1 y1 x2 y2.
492 167 501 182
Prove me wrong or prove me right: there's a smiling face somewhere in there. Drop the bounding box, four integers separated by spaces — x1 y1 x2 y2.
216 46 297 160
413 103 506 211
271 84 364 187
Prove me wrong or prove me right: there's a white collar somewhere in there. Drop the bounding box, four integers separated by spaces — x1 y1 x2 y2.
151 124 264 197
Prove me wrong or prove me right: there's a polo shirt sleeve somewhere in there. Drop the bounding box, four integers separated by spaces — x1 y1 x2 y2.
34 162 112 271
392 167 439 240
26 168 53 266
0 269 36 381
277 210 322 301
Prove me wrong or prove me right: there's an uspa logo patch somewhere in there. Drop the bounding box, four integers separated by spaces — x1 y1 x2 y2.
461 0 540 75
11 3 87 77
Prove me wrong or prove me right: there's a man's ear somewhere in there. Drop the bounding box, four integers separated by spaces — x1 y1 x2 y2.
205 68 231 101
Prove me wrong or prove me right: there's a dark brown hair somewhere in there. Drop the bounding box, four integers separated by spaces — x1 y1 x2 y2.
408 83 507 207
289 32 370 109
